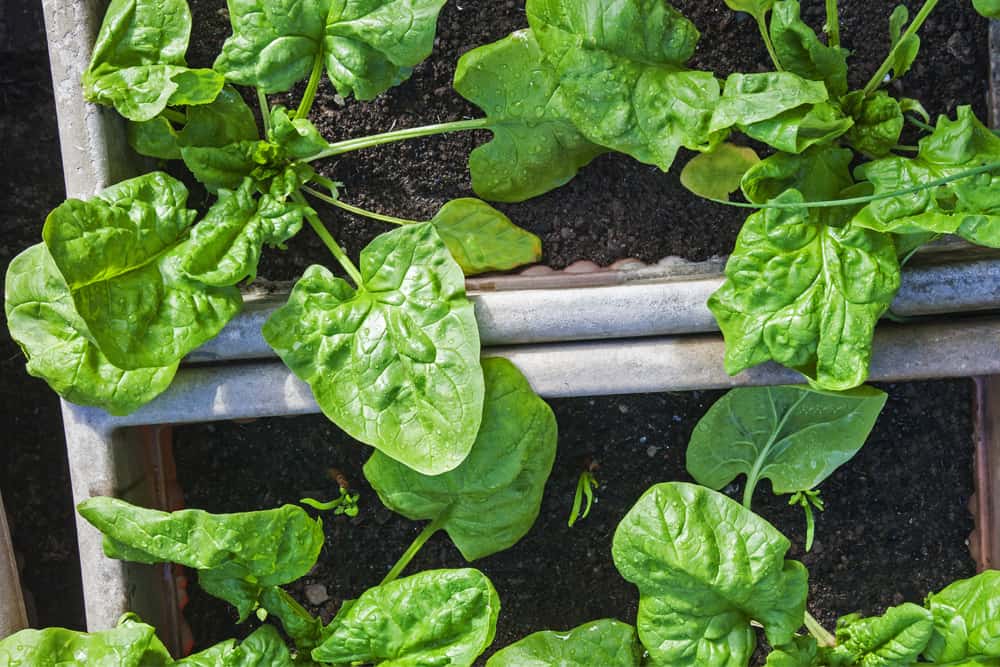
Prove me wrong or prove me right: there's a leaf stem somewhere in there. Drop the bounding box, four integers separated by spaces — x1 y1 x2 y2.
296 54 325 120
161 108 186 125
302 186 419 226
701 161 1000 210
804 610 836 647
862 0 939 96
756 14 783 71
906 115 936 133
257 88 272 134
305 117 491 162
741 392 809 509
824 0 840 48
381 514 448 586
291 191 364 286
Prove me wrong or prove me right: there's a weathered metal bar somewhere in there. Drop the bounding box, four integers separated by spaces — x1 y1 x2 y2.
0 492 28 639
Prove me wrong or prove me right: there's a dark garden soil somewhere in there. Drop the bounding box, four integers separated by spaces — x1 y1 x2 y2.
173 380 978 664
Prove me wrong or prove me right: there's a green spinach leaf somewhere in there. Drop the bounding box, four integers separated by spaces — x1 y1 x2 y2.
710 72 830 134
741 102 853 155
681 143 761 201
924 571 1000 663
215 0 446 100
824 603 934 667
708 190 901 391
887 5 921 81
365 357 557 560
612 482 808 667
974 0 1000 18
526 0 720 170
453 30 606 202
311 568 500 666
770 0 848 98
724 0 776 20
842 91 904 158
83 0 223 121
686 385 886 500
263 222 484 475
5 244 177 415
174 625 295 666
765 636 819 667
485 619 641 667
430 198 542 275
0 614 171 666
41 172 242 370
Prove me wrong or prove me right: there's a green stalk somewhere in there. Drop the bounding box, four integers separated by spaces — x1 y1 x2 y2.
305 117 490 162
258 88 272 134
906 115 936 133
862 0 939 96
302 186 419 226
161 108 186 124
701 161 1000 210
824 0 840 48
805 611 836 647
756 13 783 71
296 54 325 120
740 394 813 509
291 191 364 286
380 514 449 586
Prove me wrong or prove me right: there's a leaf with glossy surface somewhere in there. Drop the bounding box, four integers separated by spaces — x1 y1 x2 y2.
365 357 557 560
181 179 306 286
681 143 760 200
485 619 641 667
843 91 904 158
741 102 853 154
175 625 295 666
723 0 775 19
311 568 500 666
0 614 171 666
527 0 720 171
825 604 934 667
770 0 848 97
974 0 1000 18
710 72 829 133
765 636 819 667
429 198 542 275
612 482 808 667
453 30 606 202
686 385 886 498
924 571 1000 663
269 107 329 160
5 244 177 415
888 5 921 81
708 190 901 391
263 222 484 475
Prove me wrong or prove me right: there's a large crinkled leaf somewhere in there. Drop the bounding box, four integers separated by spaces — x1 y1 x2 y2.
769 0 848 97
175 625 295 666
215 0 446 99
485 619 641 667
263 222 484 475
686 385 886 497
765 636 819 667
612 482 808 667
708 190 901 391
83 0 223 121
181 179 306 286
311 568 500 666
0 614 171 666
41 172 242 370
842 91 904 158
852 106 1000 247
526 0 720 171
5 244 177 415
824 604 934 667
710 72 829 134
364 357 557 560
741 102 853 155
924 571 1000 663
430 198 542 275
181 140 275 193
77 497 324 620
453 30 606 202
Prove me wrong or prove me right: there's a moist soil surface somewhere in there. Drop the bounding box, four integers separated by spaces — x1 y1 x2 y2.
173 380 978 664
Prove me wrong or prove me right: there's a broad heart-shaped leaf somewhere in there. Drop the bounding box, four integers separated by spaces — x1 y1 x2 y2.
364 357 557 560
842 91 904 158
485 619 641 667
887 5 921 81
923 571 1000 663
5 244 177 416
741 101 853 155
83 0 223 121
430 198 542 275
852 106 1000 247
708 190 901 391
42 172 242 370
263 222 484 475
215 0 445 99
453 29 606 203
686 385 886 498
181 179 306 286
825 604 934 667
527 0 721 171
612 482 808 667
175 625 294 666
681 143 760 200
710 72 829 134
77 497 324 621
311 568 500 666
770 0 848 98
0 614 171 666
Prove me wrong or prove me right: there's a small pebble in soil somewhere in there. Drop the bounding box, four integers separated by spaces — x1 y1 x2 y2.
646 445 660 458
305 583 330 606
